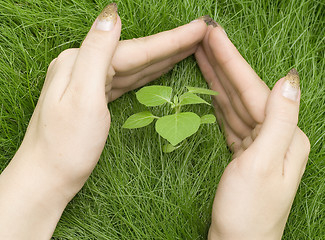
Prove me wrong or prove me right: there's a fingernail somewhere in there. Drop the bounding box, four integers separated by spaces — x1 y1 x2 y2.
282 68 300 101
96 3 118 31
197 15 219 27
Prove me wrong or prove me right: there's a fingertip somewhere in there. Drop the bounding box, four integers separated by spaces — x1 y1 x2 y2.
208 25 228 43
203 25 213 45
190 16 210 28
268 74 301 114
95 3 118 32
187 19 210 40
207 26 237 65
69 8 122 97
250 72 301 163
280 68 301 102
267 76 300 127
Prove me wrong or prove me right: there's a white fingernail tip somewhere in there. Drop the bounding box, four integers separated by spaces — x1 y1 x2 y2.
96 20 115 31
96 3 117 31
282 68 300 101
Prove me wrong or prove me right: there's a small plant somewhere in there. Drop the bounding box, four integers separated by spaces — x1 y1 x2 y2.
122 86 218 152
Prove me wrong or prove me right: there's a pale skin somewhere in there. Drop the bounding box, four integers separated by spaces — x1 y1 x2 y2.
0 10 208 239
195 26 310 239
0 6 310 240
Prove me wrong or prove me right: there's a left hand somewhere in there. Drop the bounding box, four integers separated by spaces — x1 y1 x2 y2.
108 19 207 102
50 20 208 103
6 10 208 202
0 4 122 239
0 5 208 239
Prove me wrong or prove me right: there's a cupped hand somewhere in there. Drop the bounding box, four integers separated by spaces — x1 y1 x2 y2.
195 25 310 239
11 10 208 200
50 19 208 103
11 3 122 199
0 5 208 238
0 3 121 239
108 18 208 102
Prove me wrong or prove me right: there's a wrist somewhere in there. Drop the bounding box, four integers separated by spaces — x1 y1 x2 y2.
0 150 71 239
10 146 74 205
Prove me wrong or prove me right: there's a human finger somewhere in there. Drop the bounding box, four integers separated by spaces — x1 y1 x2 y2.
249 69 300 167
200 25 257 128
112 20 207 75
284 128 310 183
107 66 173 102
68 3 121 97
111 47 195 89
213 101 242 152
233 124 262 159
196 45 252 138
207 26 270 124
41 49 79 102
205 53 257 128
241 124 262 150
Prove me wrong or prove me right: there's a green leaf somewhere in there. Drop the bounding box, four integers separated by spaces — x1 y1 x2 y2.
201 114 216 124
162 144 177 153
136 86 172 107
122 111 156 129
179 92 209 106
155 112 201 146
187 86 218 96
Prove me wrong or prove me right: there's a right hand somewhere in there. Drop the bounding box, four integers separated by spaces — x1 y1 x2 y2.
195 24 310 239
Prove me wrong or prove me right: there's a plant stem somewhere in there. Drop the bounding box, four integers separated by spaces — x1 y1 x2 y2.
175 104 181 114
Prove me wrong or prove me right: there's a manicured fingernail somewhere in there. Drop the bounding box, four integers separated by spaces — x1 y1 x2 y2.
197 15 219 27
282 68 300 101
96 3 118 31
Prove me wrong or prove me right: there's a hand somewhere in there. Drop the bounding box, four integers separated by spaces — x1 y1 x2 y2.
31 18 208 198
52 20 208 103
0 5 209 238
195 25 310 239
0 4 121 239
108 18 208 102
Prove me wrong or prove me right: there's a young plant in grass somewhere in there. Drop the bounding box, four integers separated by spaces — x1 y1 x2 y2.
122 86 218 152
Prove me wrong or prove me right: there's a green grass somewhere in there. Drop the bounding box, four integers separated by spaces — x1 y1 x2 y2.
0 0 324 239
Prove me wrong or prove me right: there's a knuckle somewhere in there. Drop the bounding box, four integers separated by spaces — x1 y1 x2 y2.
57 48 78 59
143 47 152 65
273 111 298 130
56 48 78 65
251 124 262 140
241 136 252 149
299 130 311 157
48 58 57 71
81 35 106 54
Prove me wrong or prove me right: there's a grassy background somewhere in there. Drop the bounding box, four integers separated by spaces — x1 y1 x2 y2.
0 0 324 239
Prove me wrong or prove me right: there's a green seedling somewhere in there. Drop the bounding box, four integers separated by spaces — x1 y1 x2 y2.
122 86 218 152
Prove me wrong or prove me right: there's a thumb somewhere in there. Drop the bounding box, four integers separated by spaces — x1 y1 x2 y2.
68 3 121 96
251 69 300 164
